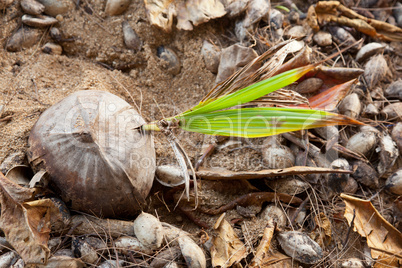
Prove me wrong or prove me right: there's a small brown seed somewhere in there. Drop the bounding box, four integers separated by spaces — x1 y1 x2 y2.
355 42 385 63
42 42 62 55
286 25 307 39
36 0 74 16
22 14 58 28
295 78 323 93
364 54 389 88
122 21 142 51
20 0 45 15
385 169 402 195
105 0 130 16
329 26 356 48
157 46 181 75
352 161 379 189
313 31 332 46
338 93 361 119
364 103 379 116
346 131 377 155
384 79 402 100
6 27 41 52
381 102 402 119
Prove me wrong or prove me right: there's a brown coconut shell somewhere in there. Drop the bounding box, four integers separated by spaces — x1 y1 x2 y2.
27 90 156 218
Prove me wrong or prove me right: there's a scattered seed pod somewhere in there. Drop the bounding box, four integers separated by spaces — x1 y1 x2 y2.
355 42 385 63
216 44 258 84
344 177 358 194
162 222 192 246
49 27 62 41
364 103 379 116
72 236 105 265
133 212 164 250
21 0 45 15
42 42 62 55
329 26 356 48
346 130 377 155
266 177 309 195
259 204 287 228
6 27 40 52
341 258 365 268
54 249 74 258
328 159 353 194
4 165 33 187
384 79 402 100
269 9 284 30
157 46 181 75
313 31 332 46
35 0 74 16
27 90 156 218
377 133 399 176
262 138 295 169
122 21 142 51
201 40 220 74
286 25 307 39
0 251 19 267
114 236 153 255
338 93 361 119
364 54 389 88
392 122 402 153
178 235 206 268
295 78 323 94
156 165 185 187
22 14 58 28
149 246 182 268
381 102 402 119
48 237 62 251
287 207 306 226
352 161 379 189
277 231 323 264
385 169 402 195
105 0 130 16
98 260 125 268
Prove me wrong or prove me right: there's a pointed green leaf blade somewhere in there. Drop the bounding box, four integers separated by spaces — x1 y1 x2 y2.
181 65 314 116
179 107 362 138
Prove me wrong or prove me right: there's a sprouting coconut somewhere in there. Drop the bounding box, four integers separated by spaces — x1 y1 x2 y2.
28 90 155 217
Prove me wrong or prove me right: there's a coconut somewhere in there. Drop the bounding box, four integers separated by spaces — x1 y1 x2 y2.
27 90 156 217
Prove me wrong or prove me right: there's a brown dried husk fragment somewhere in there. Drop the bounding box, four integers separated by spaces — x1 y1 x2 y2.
0 172 50 265
341 194 402 267
307 1 402 41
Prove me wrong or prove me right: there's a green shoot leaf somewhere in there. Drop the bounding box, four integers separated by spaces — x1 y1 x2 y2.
178 107 362 138
181 65 314 116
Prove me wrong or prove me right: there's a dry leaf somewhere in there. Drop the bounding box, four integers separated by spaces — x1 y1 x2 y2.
249 220 292 267
341 193 402 267
311 212 332 248
307 1 402 41
0 172 50 265
211 214 248 267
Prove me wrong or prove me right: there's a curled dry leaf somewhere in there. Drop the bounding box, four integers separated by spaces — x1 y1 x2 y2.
341 194 402 267
307 1 402 41
211 214 248 268
250 220 292 267
0 172 50 265
144 0 226 31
